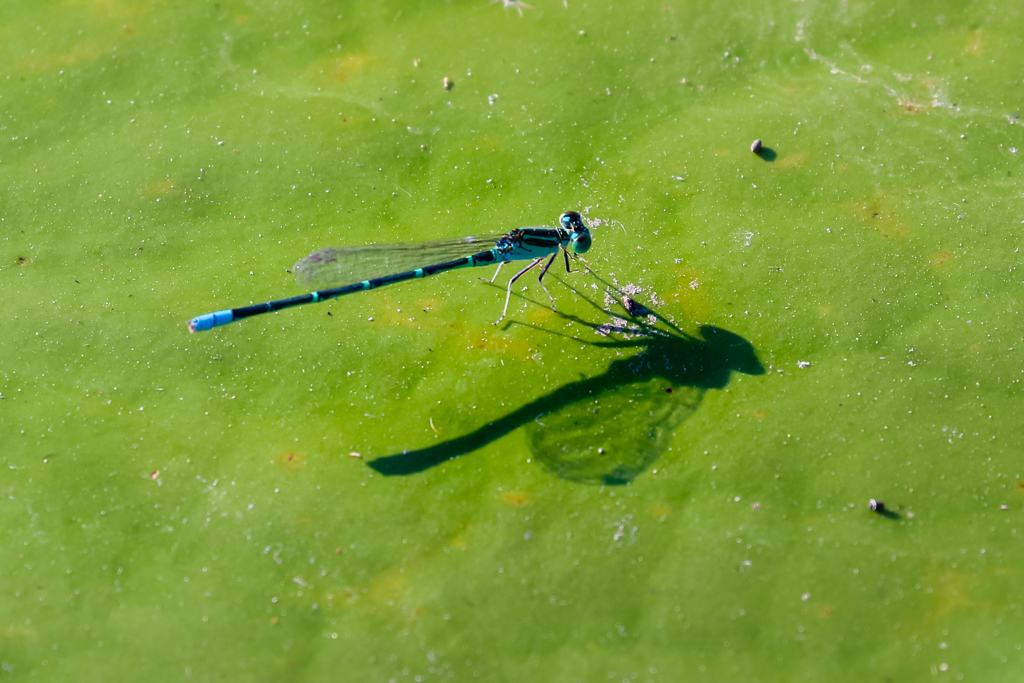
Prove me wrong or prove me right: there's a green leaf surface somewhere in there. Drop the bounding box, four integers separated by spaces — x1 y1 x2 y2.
3 0 1023 680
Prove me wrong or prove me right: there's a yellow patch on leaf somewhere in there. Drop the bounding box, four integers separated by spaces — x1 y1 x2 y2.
477 136 504 151
500 491 531 507
929 250 956 273
274 451 306 471
0 623 37 639
669 264 710 322
142 179 179 198
963 29 984 55
919 563 982 619
306 53 372 84
844 197 909 240
525 306 557 326
774 151 812 170
16 42 107 74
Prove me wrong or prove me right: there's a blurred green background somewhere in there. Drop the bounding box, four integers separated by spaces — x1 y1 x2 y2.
3 0 1024 680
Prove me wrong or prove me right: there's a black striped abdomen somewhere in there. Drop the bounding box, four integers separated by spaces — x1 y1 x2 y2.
228 249 498 322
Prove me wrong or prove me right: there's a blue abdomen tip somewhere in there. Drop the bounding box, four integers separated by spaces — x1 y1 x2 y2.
188 310 234 333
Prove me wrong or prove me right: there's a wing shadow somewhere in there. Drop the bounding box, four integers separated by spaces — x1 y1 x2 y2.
368 275 765 483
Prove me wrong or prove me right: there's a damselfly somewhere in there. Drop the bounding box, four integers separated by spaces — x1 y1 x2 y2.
187 211 592 333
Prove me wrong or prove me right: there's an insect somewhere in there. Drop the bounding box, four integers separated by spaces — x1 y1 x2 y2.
187 211 592 333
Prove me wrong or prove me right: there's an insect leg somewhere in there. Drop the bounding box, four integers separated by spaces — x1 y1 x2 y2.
494 258 543 325
484 261 505 283
537 252 559 311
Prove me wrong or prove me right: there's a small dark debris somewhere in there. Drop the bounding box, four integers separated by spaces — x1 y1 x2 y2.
327 311 333 316
868 499 885 513
664 387 673 394
622 296 648 316
751 139 762 153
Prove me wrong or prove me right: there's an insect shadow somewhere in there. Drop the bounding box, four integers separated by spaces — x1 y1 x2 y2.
368 276 765 484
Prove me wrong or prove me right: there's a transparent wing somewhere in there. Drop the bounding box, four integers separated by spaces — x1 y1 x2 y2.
294 235 505 288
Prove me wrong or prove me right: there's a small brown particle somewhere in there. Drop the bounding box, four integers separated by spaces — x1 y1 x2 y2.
622 296 646 315
443 76 453 91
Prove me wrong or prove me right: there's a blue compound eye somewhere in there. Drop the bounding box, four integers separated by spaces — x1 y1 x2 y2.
562 215 571 224
571 229 591 254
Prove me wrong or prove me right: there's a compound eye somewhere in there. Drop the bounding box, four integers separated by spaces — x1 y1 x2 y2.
571 230 591 254
561 214 571 225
